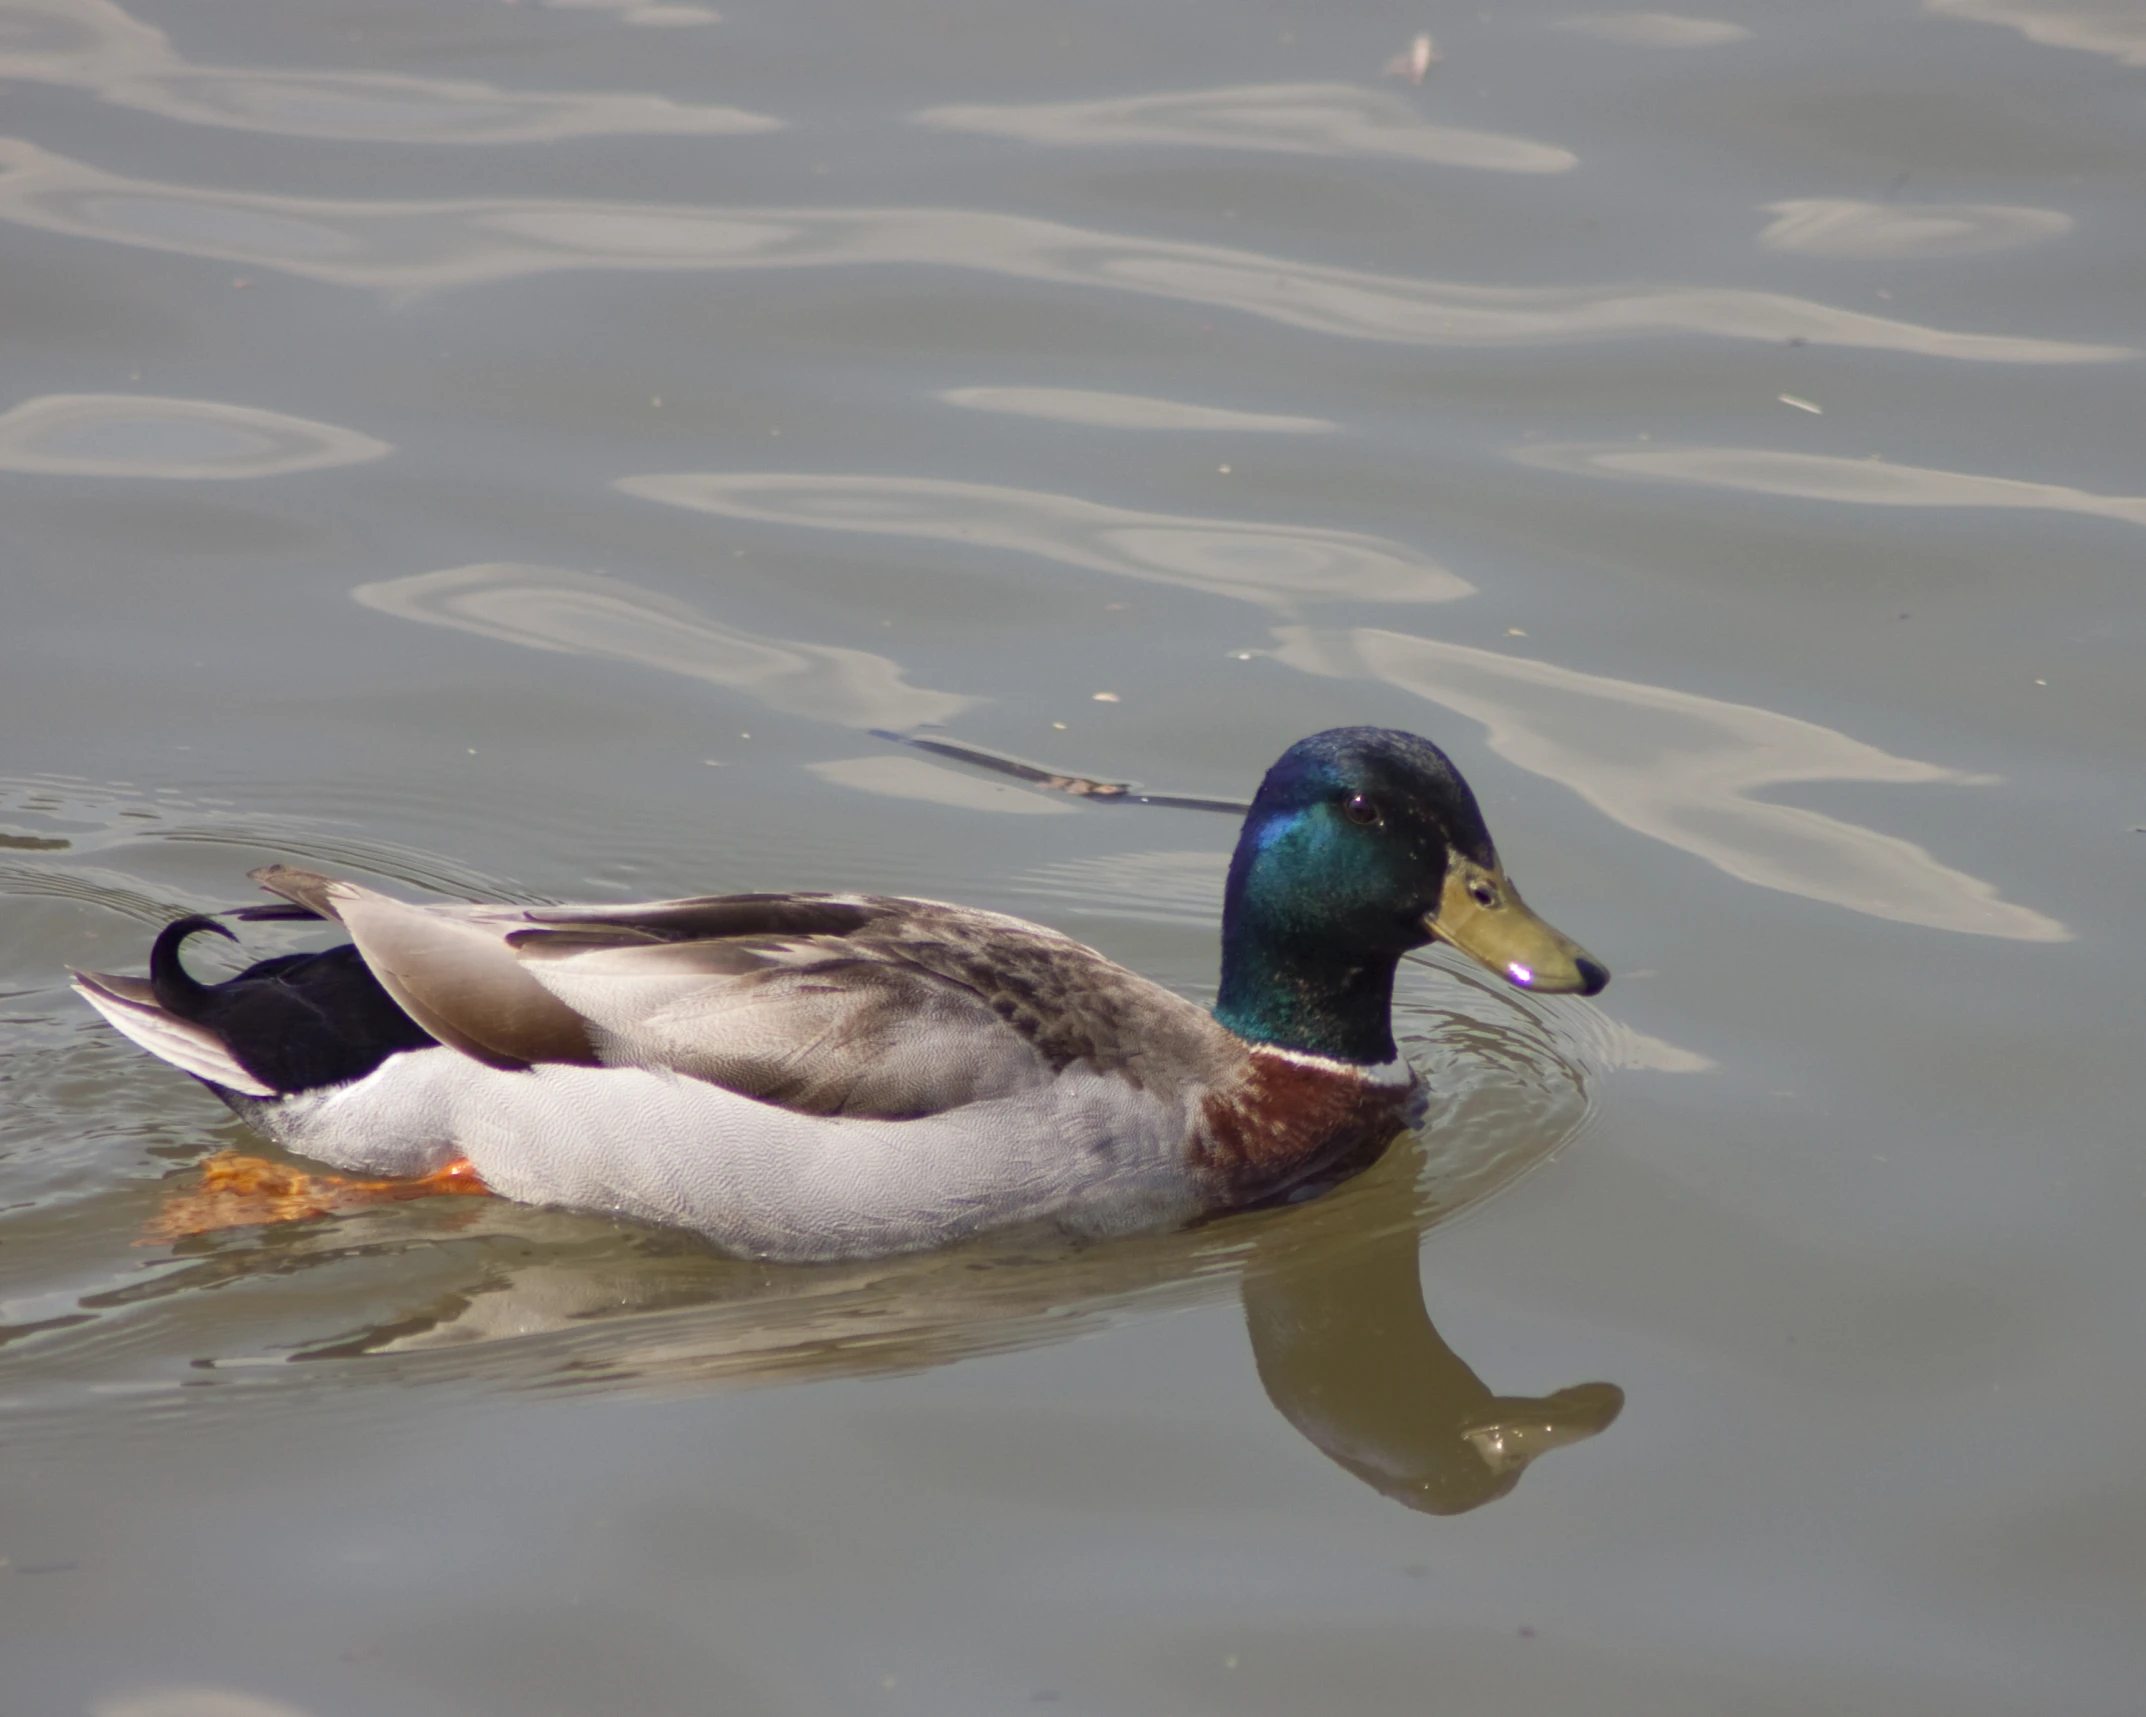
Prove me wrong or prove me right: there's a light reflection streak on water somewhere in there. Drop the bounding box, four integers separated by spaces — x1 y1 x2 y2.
544 0 722 24
615 472 1474 608
0 139 2126 362
940 386 1337 435
1758 198 2072 258
0 0 775 142
88 1685 317 1717
1925 0 2146 66
914 82 1577 173
1551 13 1754 47
1274 626 2069 941
351 564 975 732
1514 441 2146 528
0 392 389 478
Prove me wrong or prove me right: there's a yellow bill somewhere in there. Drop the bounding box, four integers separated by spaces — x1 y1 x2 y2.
1427 856 1608 997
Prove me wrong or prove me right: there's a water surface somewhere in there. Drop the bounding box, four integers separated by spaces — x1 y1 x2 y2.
3 1 2142 1712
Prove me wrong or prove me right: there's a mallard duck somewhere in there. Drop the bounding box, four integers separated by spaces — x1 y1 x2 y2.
73 728 1606 1262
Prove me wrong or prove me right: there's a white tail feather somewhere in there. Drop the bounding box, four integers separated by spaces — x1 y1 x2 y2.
72 980 276 1097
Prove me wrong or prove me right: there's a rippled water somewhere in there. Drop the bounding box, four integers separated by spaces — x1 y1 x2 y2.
4 1 2142 1712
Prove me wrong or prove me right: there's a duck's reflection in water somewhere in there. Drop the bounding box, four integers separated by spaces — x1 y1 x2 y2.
1239 1163 1621 1515
132 1134 1619 1516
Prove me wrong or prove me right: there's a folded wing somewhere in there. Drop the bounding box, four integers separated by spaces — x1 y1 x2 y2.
249 866 1228 1121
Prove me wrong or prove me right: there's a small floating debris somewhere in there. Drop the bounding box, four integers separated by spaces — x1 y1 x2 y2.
1383 32 1439 83
1778 393 1823 414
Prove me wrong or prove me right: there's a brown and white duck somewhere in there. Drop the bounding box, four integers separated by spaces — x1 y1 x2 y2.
74 727 1607 1262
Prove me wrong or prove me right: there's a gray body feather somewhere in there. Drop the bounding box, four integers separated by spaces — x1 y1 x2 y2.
254 1047 1208 1262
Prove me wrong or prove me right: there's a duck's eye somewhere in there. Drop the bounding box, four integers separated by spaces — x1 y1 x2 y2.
1343 793 1381 826
1468 879 1498 908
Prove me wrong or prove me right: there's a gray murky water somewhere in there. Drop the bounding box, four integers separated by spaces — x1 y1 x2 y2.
4 1 2143 1711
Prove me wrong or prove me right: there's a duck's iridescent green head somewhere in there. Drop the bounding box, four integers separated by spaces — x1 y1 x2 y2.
1213 727 1607 1065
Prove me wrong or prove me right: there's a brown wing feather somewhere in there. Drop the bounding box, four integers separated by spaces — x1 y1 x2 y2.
329 886 599 1070
248 874 1239 1119
560 954 1057 1117
513 896 1240 1117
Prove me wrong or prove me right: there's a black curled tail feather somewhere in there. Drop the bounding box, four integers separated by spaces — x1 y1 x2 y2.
137 911 439 1095
149 915 242 1020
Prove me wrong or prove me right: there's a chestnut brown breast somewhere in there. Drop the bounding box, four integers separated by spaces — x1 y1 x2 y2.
1191 1050 1418 1207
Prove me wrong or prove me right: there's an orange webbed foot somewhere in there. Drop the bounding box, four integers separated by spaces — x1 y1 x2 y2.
145 1150 491 1241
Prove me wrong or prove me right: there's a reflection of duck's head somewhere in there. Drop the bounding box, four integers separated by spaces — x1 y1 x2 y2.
1216 728 1606 1066
1242 1203 1622 1516
1288 1380 1625 1517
